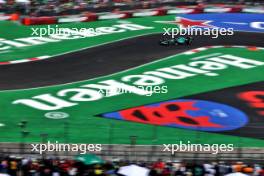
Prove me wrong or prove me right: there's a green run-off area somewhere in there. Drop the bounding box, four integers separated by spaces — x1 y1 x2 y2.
0 15 176 62
0 47 263 147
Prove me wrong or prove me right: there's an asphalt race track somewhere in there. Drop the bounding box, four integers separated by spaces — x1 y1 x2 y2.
0 31 263 90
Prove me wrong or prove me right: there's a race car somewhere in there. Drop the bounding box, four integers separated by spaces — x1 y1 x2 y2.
159 36 193 46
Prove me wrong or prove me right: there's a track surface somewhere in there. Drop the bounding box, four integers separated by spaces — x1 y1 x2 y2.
0 32 263 90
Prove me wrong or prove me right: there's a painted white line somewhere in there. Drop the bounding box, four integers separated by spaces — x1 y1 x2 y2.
211 46 222 48
47 32 162 60
222 22 248 25
196 47 208 51
183 47 211 55
10 59 29 64
3 56 51 65
184 45 264 56
233 29 264 34
232 45 246 48
38 56 51 60
183 51 195 55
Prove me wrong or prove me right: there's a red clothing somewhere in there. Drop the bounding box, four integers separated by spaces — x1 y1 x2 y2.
153 162 165 170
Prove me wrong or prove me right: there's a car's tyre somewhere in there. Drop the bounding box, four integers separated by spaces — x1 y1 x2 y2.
186 37 193 45
159 39 169 46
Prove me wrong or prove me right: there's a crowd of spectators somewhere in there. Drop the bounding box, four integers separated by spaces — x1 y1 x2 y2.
0 156 264 176
0 0 187 16
0 0 263 16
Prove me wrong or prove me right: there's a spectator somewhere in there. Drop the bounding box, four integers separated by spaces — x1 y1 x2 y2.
0 156 264 176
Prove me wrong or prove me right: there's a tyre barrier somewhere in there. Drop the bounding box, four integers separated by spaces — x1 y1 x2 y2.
98 11 132 20
0 13 20 21
21 16 57 25
57 12 98 23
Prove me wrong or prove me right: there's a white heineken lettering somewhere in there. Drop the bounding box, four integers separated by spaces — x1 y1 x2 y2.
96 27 125 34
78 28 96 37
188 61 227 70
0 38 29 47
208 55 264 69
58 88 103 102
121 75 164 86
16 37 60 45
14 80 150 110
13 54 264 111
157 67 196 79
0 43 10 50
143 71 187 79
173 64 219 76
50 33 83 40
82 80 150 97
13 94 76 111
0 22 153 51
59 28 96 38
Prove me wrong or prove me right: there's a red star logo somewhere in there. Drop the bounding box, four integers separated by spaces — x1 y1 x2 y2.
156 17 215 28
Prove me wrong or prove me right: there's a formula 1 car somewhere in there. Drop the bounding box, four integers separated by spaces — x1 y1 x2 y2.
159 36 193 46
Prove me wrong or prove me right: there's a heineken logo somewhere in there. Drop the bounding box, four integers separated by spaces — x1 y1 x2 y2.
0 22 153 52
12 53 264 111
99 81 264 136
101 99 248 132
